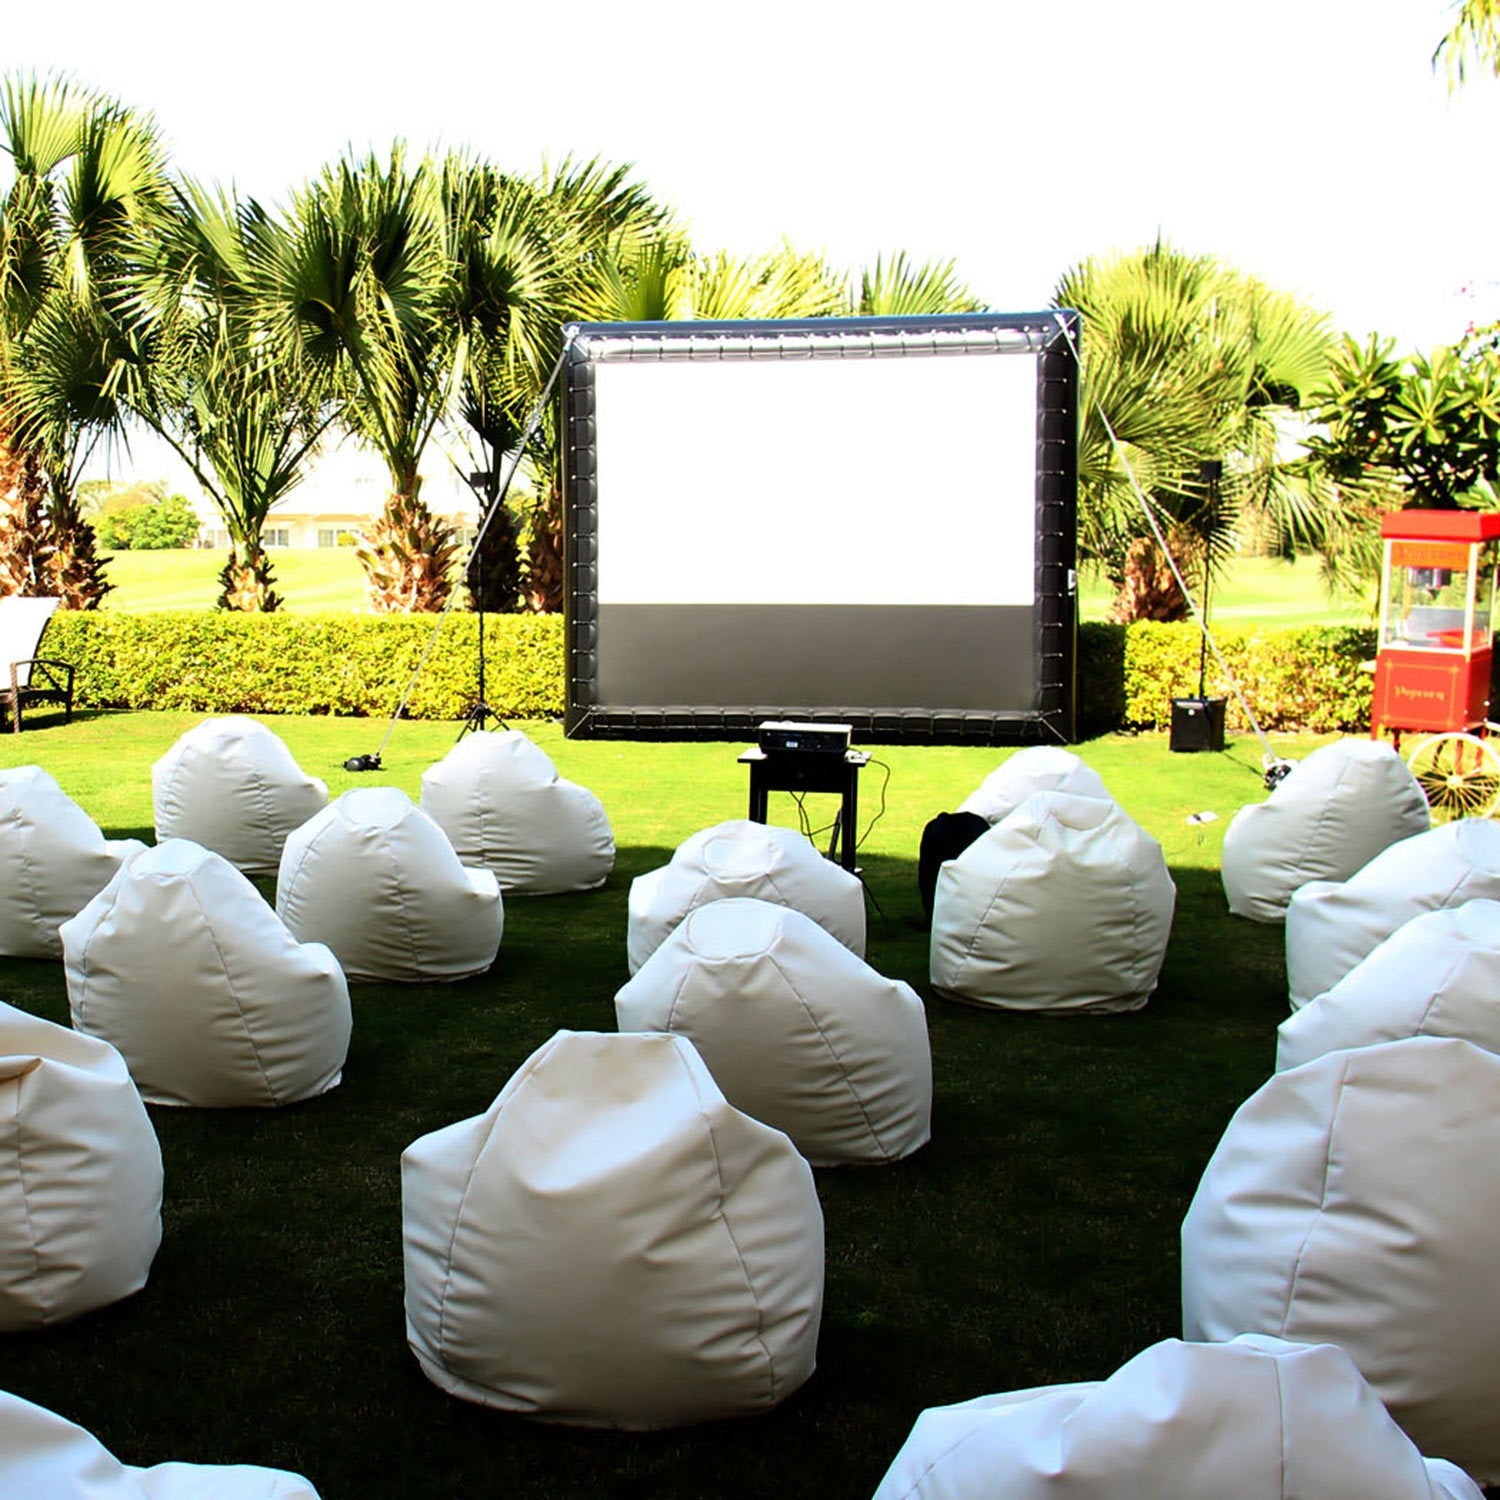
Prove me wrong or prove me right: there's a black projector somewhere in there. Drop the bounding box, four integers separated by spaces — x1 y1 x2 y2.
757 721 852 756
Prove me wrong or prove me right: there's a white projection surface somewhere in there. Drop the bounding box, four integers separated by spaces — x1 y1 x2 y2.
592 353 1038 607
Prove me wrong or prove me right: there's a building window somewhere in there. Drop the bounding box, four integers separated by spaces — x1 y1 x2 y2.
265 529 290 549
317 529 336 548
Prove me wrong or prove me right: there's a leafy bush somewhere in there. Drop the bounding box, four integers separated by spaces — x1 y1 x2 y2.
42 612 1373 733
94 490 199 550
1081 621 1377 733
43 611 565 720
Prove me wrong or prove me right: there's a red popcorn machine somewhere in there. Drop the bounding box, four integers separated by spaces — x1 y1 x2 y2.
1371 508 1500 820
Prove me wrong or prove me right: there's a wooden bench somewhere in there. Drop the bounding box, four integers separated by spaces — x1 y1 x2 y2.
0 596 75 732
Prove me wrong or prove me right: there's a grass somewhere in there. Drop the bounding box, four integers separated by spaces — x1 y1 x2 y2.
102 548 369 612
104 549 1372 628
0 712 1327 1498
1078 554 1374 626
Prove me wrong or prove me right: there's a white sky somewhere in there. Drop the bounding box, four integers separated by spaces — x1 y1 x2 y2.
6 0 1500 489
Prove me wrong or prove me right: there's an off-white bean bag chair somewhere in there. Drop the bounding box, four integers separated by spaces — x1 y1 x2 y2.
0 1002 161 1330
62 841 351 1108
152 716 328 877
871 1334 1481 1500
1285 818 1500 1009
1278 900 1500 1072
929 790 1176 1012
627 819 865 975
615 897 931 1165
1182 1036 1500 1483
1221 738 1430 924
0 1390 319 1498
420 730 614 895
277 788 502 982
0 766 145 958
402 1029 823 1428
957 745 1112 825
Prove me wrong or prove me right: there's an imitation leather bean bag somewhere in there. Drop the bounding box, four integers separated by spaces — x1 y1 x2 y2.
1221 738 1429 924
930 790 1175 1012
1285 818 1500 1009
616 897 931 1165
0 1001 161 1329
1182 1036 1500 1483
277 788 502 982
1278 899 1500 1071
956 745 1113 825
627 819 865 975
63 840 351 1108
0 765 145 958
402 1029 823 1428
420 729 614 895
0 1390 320 1498
871 1335 1480 1500
152 716 328 876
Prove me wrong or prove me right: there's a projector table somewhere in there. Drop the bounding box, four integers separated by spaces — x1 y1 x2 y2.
738 747 870 871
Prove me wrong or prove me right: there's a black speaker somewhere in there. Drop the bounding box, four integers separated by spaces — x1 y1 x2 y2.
1170 696 1226 753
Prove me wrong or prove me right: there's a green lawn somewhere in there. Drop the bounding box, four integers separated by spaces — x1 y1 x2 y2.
1079 554 1373 626
102 548 369 613
105 548 1372 628
0 714 1332 1498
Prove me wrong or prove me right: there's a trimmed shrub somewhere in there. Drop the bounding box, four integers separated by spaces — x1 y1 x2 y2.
42 611 565 721
39 611 1374 733
1081 621 1377 734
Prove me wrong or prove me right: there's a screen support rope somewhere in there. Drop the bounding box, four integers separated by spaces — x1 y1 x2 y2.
353 330 578 770
1051 313 1290 787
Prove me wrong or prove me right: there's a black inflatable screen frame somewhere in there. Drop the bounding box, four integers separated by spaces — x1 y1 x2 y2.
561 311 1078 744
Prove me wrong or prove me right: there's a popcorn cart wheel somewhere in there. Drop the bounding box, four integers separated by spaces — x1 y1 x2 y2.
1404 730 1500 822
1370 509 1500 823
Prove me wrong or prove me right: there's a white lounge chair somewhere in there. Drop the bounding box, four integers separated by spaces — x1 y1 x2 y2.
0 595 73 733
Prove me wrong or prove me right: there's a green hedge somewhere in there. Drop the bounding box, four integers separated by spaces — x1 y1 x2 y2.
43 611 565 720
40 611 1376 733
1080 621 1378 734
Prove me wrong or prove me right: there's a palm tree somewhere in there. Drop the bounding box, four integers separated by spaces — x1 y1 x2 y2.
1437 0 1500 85
0 74 173 607
127 182 335 610
264 146 459 611
853 252 983 316
1056 241 1337 621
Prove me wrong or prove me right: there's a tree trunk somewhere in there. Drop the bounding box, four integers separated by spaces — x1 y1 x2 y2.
525 482 564 614
355 491 458 613
217 545 283 612
0 444 53 598
43 494 112 610
465 500 524 614
1109 535 1193 623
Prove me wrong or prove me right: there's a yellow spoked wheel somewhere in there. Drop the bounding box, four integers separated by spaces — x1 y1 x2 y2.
1406 732 1500 823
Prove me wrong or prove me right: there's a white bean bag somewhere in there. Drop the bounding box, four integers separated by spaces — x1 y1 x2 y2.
152 716 328 876
0 1002 161 1330
1221 738 1430 924
929 790 1176 1012
62 841 351 1108
627 819 865 975
615 897 931 1165
1278 900 1500 1072
0 1390 319 1498
871 1334 1481 1500
0 766 145 958
1285 818 1500 1009
957 745 1112 824
420 729 613 895
1182 1036 1500 1483
402 1029 823 1428
277 788 502 982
